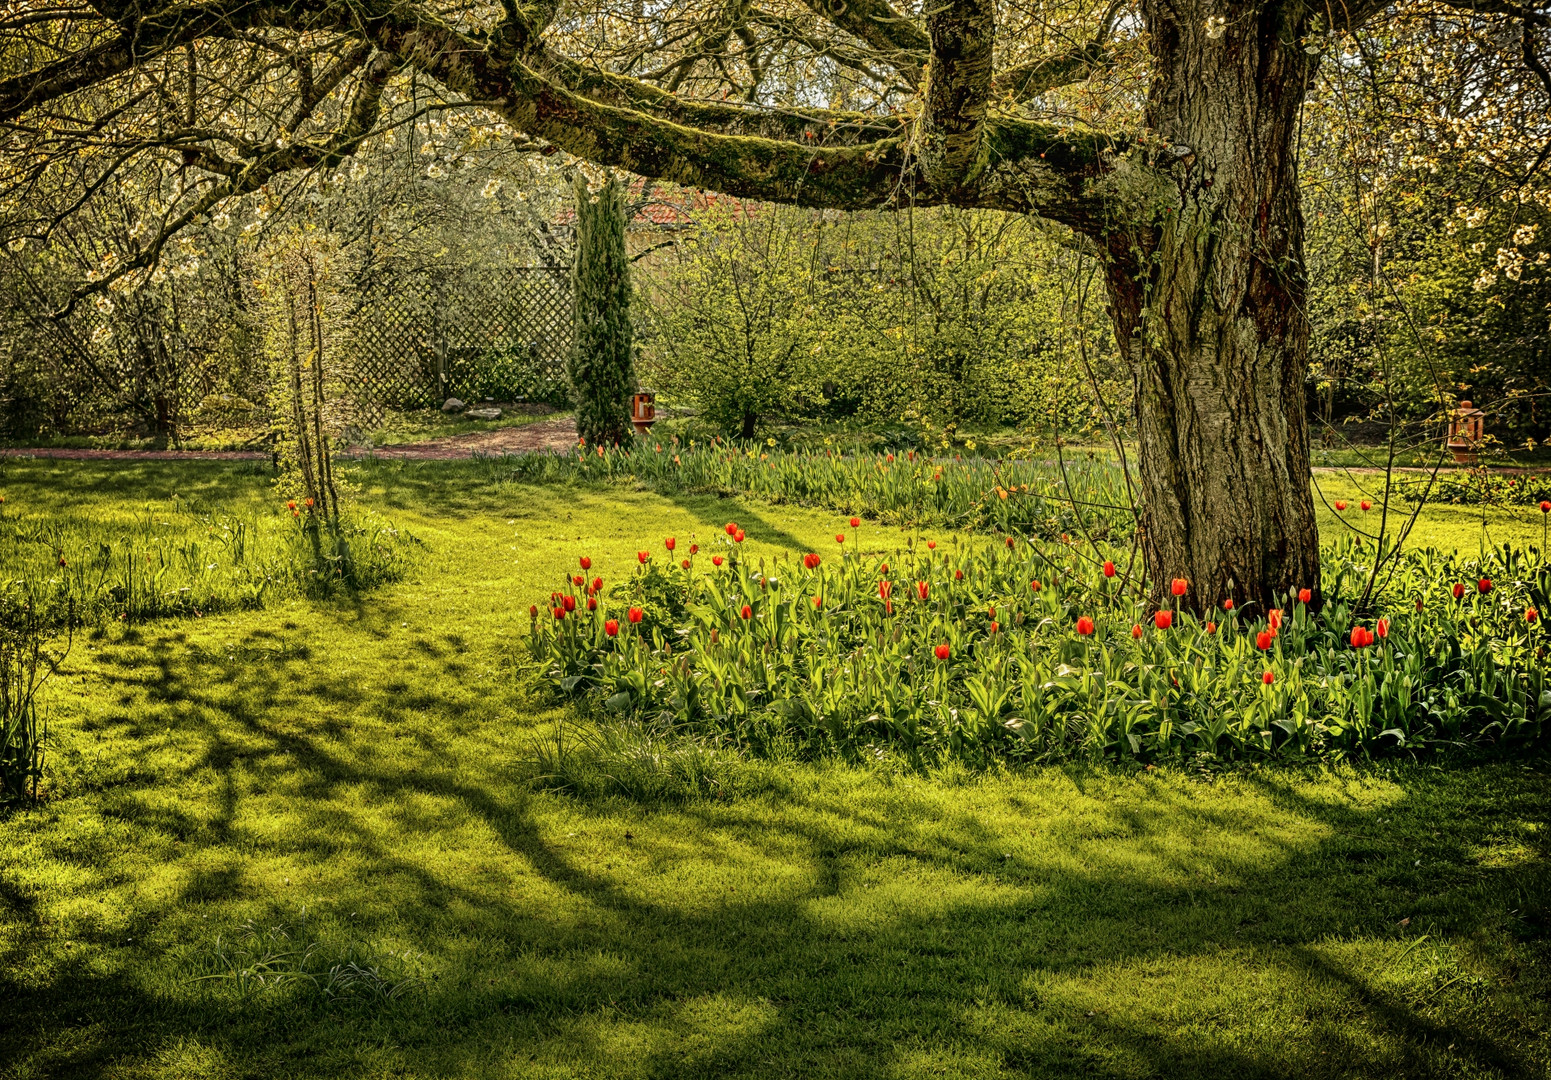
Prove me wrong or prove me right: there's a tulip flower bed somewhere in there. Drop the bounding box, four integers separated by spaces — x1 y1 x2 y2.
486 437 1132 538
527 526 1549 762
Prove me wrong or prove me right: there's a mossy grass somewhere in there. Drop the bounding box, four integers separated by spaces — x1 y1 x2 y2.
2 457 1548 1078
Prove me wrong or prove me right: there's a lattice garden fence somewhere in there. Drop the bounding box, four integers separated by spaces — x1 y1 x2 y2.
345 266 571 423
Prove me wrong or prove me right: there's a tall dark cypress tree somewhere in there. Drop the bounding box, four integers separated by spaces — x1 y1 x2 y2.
567 172 635 446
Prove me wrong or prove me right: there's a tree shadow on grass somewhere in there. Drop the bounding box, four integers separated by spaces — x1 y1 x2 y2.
661 492 814 556
5 626 1549 1079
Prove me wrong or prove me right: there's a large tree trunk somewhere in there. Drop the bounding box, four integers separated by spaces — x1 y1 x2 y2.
1105 0 1322 614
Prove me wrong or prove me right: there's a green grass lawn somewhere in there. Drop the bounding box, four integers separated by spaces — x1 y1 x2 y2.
2 459 1549 1079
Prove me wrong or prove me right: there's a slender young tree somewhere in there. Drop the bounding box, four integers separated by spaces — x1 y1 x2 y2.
567 172 635 446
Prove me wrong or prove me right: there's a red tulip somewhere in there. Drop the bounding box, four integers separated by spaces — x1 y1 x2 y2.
1298 588 1312 604
849 517 860 528
529 604 538 619
1206 621 1217 634
1541 501 1551 514
803 552 821 570
835 534 845 544
1268 609 1283 632
1375 617 1389 638
879 580 892 600
665 537 676 551
689 544 699 555
592 577 603 593
1131 624 1143 639
927 541 936 550
934 643 951 661
813 596 823 609
573 575 584 586
954 569 964 581
304 498 314 508
1030 580 1041 592
286 500 296 510
1350 626 1372 648
740 604 752 620
580 556 592 570
1005 537 1016 548
725 522 738 536
562 595 576 612
638 551 649 564
712 556 724 567
1223 598 1234 611
1103 561 1116 578
916 581 929 600
1527 608 1539 624
1154 610 1173 630
1335 500 1347 511
989 621 1000 634
1452 582 1465 599
1415 597 1423 611
1256 630 1273 650
1360 500 1372 511
552 607 565 620
733 530 745 543
1478 578 1492 594
587 597 597 611
880 563 889 574
1262 670 1275 685
1076 616 1095 636
628 607 643 623
681 559 690 570
1171 578 1188 596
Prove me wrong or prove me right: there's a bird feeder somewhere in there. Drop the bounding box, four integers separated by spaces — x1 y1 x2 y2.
631 391 657 434
1446 400 1485 464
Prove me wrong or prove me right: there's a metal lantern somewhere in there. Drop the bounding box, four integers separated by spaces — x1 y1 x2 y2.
1446 400 1486 464
631 391 657 434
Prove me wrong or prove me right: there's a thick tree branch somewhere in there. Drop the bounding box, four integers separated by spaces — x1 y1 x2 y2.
918 0 997 190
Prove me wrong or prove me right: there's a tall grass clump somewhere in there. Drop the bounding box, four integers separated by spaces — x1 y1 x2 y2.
0 595 69 802
477 438 1133 539
0 495 410 629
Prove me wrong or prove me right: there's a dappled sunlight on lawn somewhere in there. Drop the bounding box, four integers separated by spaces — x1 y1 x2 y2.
2 460 1548 1079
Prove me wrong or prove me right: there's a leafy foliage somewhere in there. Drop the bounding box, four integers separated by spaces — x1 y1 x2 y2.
640 204 1124 437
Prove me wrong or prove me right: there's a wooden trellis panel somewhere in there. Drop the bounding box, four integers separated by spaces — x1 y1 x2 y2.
345 266 570 422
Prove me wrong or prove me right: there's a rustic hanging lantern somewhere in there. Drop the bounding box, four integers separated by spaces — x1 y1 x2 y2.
1445 400 1485 464
631 390 657 434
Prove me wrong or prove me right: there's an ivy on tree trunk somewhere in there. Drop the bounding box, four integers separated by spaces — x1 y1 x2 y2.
567 172 635 447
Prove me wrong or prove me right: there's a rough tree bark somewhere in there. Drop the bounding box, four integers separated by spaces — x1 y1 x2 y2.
1103 0 1323 611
